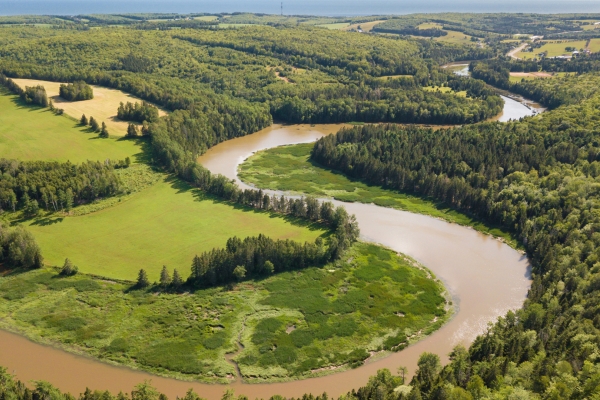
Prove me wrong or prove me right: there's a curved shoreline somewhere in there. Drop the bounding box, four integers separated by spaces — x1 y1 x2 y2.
0 122 532 397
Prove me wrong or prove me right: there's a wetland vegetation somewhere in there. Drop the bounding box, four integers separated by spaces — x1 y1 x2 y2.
0 242 447 383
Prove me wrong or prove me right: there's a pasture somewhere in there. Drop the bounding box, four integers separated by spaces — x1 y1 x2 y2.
12 79 168 137
316 22 349 30
0 88 142 163
239 143 516 246
27 177 326 281
517 40 588 59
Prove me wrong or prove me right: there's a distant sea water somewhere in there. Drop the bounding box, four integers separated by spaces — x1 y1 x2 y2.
1 0 600 16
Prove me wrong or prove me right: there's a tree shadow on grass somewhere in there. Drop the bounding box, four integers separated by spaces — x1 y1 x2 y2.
29 216 64 226
160 174 328 234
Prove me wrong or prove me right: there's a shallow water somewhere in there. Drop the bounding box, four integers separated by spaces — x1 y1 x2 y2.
0 117 531 399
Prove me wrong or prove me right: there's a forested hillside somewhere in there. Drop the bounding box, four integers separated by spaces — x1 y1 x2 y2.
0 25 502 127
308 72 600 398
471 58 600 108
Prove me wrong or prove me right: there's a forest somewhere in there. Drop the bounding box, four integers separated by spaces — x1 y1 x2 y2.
0 25 503 127
305 70 600 398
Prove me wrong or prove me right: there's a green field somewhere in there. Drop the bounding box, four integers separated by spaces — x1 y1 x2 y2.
0 88 142 163
0 242 448 383
316 22 350 30
239 143 517 247
423 86 467 97
27 177 326 281
517 40 588 59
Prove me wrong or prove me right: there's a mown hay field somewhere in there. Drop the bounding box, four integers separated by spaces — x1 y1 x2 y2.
12 79 168 137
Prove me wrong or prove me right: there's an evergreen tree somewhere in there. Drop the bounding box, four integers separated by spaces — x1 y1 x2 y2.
172 268 183 289
89 117 99 132
191 255 202 279
126 123 139 137
99 122 109 138
60 258 78 276
159 265 171 288
80 114 88 125
141 121 150 136
136 269 150 288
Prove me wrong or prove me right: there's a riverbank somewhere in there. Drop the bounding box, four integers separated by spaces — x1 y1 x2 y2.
238 143 519 248
0 241 450 383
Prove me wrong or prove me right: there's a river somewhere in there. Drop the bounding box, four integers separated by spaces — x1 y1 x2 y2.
0 97 536 398
443 63 546 122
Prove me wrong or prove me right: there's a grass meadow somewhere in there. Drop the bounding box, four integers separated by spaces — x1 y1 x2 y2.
517 40 589 59
239 143 517 247
12 79 168 137
0 242 448 382
0 88 142 162
26 177 326 281
343 20 385 32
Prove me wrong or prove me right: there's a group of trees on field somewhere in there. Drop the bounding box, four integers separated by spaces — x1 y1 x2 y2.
187 234 328 287
81 114 110 138
59 81 93 101
117 101 159 123
0 159 124 215
0 223 43 269
0 74 49 107
20 85 49 107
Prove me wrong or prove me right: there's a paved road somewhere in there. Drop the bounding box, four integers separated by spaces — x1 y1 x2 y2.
507 42 528 59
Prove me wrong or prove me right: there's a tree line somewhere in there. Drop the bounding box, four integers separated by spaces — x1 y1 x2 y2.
0 159 126 216
117 101 159 123
0 73 49 107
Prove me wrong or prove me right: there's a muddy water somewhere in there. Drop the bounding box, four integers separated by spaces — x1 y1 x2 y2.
494 95 545 122
0 123 530 400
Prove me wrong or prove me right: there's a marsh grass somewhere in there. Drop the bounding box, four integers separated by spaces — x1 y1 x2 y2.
0 242 448 383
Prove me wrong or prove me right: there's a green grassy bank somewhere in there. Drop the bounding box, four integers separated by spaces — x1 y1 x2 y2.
239 143 517 247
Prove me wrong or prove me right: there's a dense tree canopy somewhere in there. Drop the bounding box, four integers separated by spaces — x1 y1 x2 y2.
0 159 124 213
308 71 600 398
59 81 93 101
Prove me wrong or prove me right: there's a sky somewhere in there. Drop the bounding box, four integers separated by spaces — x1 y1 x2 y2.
1 0 599 16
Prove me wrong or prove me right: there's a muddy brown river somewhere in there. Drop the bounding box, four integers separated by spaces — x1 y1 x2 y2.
0 120 532 398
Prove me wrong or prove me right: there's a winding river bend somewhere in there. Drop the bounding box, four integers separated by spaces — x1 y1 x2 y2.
0 98 535 399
